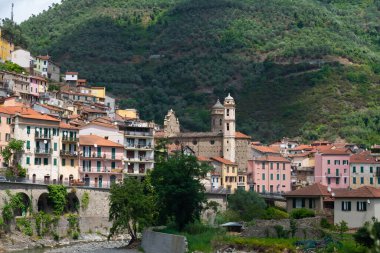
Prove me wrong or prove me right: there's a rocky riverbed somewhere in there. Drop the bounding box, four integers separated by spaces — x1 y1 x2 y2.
0 231 135 253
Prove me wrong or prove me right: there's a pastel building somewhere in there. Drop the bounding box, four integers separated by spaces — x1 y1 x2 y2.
34 55 60 82
314 148 350 189
59 122 80 183
79 134 124 188
350 151 380 189
0 107 15 166
248 156 291 193
0 28 14 62
11 48 34 70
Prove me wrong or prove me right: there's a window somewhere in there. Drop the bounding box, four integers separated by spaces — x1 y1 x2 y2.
219 119 222 126
344 177 347 184
54 143 57 151
27 126 30 134
270 174 273 180
276 163 279 169
70 159 74 167
342 201 351 211
34 158 41 165
361 177 364 184
353 166 356 173
62 159 66 166
277 174 280 180
270 163 273 169
357 202 367 212
262 173 265 180
327 160 330 165
43 158 48 165
261 162 265 170
210 140 215 145
53 159 57 166
334 160 340 165
327 168 330 174
336 169 339 177
283 163 285 170
261 185 265 192
370 177 374 185
5 133 10 141
111 162 116 169
361 166 364 173
192 140 197 145
283 174 286 180
226 109 230 116
26 157 30 165
53 128 56 136
226 123 229 131
26 141 30 150
327 178 331 185
6 118 11 124
370 167 373 173
336 178 340 184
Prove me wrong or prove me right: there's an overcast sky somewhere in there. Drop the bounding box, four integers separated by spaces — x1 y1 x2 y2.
0 0 61 24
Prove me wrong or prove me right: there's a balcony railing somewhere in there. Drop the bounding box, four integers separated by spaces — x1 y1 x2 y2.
124 131 153 137
35 148 52 155
124 156 154 162
60 150 78 157
80 152 123 160
125 144 153 149
325 172 342 178
79 167 123 173
35 133 51 140
237 182 246 187
62 137 79 142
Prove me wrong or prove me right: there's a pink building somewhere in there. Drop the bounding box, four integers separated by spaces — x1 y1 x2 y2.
29 76 41 102
314 148 350 189
79 134 124 188
248 155 291 193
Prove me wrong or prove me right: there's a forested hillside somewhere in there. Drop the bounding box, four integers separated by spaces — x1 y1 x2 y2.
20 0 380 145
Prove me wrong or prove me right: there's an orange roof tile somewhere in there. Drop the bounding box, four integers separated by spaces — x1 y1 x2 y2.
59 122 79 130
255 155 290 163
316 147 350 155
36 55 50 60
289 145 313 151
0 106 60 122
30 76 47 82
235 132 251 139
284 183 330 197
66 72 78 75
334 186 380 198
197 156 211 162
351 151 379 164
79 135 123 147
288 152 312 158
251 145 280 154
211 157 235 165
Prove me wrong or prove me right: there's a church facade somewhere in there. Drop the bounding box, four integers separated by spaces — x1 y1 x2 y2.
162 94 251 173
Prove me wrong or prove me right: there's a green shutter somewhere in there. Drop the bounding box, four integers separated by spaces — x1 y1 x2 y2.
54 143 57 151
62 159 66 166
27 126 30 134
71 159 74 167
54 158 57 166
26 157 30 165
26 140 30 149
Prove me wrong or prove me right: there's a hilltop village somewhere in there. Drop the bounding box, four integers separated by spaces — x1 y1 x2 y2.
1 28 380 234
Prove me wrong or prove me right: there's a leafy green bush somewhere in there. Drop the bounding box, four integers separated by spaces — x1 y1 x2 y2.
261 207 289 220
81 192 90 210
320 217 333 230
227 189 267 221
290 208 315 219
274 225 289 238
16 217 33 236
47 185 67 215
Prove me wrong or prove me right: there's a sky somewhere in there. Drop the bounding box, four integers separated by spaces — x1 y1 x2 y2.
0 0 61 24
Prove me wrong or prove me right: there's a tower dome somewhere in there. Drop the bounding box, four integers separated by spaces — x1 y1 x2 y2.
212 99 224 109
224 93 235 105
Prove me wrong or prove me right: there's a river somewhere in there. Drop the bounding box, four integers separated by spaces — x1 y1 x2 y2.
14 241 139 253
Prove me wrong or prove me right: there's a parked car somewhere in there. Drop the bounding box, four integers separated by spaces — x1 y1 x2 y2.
0 176 7 182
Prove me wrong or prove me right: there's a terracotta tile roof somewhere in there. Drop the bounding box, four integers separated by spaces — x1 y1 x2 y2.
334 186 380 198
59 122 79 130
0 106 60 122
235 132 251 139
211 157 235 165
351 151 379 164
36 55 50 60
289 145 313 151
316 147 350 155
37 103 64 112
79 135 123 147
82 120 117 129
66 72 78 75
77 79 87 83
197 156 211 162
288 152 311 158
255 155 290 163
154 131 165 138
81 106 107 114
251 141 262 146
284 183 330 197
251 145 280 154
30 76 47 82
61 91 96 98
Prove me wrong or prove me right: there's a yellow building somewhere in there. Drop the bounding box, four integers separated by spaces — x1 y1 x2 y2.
90 87 106 99
0 29 14 62
116 109 138 119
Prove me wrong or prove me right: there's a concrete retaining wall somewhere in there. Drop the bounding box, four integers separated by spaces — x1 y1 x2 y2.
142 230 187 253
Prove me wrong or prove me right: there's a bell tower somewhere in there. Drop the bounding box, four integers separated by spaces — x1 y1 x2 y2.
211 99 224 133
223 93 236 162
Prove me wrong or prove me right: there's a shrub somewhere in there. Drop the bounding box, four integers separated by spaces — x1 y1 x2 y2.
81 192 90 210
261 207 289 220
16 217 33 236
273 225 289 238
290 208 315 219
320 217 333 229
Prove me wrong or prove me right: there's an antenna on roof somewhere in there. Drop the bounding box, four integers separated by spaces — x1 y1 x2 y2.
11 3 14 22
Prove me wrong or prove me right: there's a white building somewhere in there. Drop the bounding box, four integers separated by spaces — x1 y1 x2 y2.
334 186 380 228
11 49 33 70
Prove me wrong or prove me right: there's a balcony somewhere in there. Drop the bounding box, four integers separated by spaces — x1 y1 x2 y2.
325 172 342 178
60 150 78 157
124 156 154 163
237 182 246 187
62 136 79 143
80 152 123 160
79 167 123 174
124 144 153 150
35 148 52 155
124 131 154 138
35 133 51 140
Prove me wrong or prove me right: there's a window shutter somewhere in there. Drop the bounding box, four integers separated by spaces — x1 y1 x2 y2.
364 202 367 211
309 198 313 208
292 199 296 208
348 202 351 211
357 201 359 211
341 201 344 211
301 198 305 208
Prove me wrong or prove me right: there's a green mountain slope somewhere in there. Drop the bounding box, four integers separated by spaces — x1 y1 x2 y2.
20 0 380 145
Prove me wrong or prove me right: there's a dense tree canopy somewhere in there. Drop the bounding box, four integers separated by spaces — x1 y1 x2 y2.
20 0 380 144
150 154 210 230
227 189 267 221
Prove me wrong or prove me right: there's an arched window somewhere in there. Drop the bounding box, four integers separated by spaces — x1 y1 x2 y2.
219 119 222 126
227 109 230 116
227 123 230 131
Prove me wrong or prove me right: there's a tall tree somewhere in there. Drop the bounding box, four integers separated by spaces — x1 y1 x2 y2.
150 154 210 230
227 189 267 221
108 178 155 244
1 139 25 177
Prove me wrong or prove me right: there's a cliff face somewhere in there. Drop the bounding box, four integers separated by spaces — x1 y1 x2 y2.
20 0 380 144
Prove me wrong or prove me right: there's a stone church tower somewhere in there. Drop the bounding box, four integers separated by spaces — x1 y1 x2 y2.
222 94 236 162
211 99 224 133
163 109 180 137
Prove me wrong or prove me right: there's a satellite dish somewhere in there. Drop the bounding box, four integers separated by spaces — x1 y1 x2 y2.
43 140 47 144
94 144 98 148
327 186 331 192
331 192 335 197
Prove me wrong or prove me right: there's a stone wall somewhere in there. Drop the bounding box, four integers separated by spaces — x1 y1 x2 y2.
142 230 187 253
242 217 323 239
